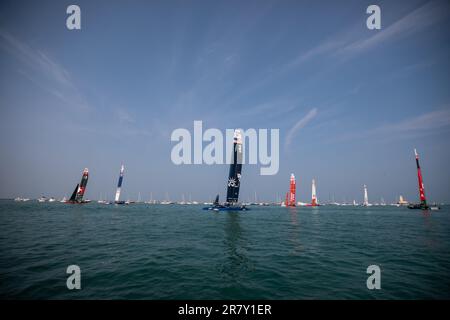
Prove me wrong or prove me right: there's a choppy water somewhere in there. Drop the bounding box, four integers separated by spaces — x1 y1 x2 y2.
0 201 449 299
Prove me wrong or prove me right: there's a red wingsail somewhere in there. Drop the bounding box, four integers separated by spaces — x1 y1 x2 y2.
414 149 427 205
285 174 296 207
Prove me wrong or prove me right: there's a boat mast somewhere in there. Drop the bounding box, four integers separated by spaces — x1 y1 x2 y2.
290 174 296 206
363 184 369 206
115 164 124 203
226 129 243 204
286 173 296 207
311 179 317 206
74 168 89 202
69 184 79 202
414 149 427 207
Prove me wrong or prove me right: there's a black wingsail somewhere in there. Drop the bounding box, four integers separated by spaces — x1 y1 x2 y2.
226 130 243 204
74 168 89 202
69 184 79 201
213 194 220 206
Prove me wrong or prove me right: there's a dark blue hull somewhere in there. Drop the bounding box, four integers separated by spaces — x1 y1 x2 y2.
202 205 249 211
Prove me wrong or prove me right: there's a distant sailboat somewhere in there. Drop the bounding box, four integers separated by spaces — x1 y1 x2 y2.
66 168 90 204
250 191 257 205
397 195 408 206
114 164 126 205
311 179 318 206
304 178 319 207
362 184 372 207
15 197 30 202
180 194 186 205
161 192 174 205
145 192 155 204
203 129 248 211
408 149 439 210
98 192 109 204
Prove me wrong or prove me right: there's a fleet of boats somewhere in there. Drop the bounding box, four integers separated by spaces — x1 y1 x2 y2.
281 175 320 207
12 148 443 211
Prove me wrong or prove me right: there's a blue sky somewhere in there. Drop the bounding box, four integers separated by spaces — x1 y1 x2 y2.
0 0 449 203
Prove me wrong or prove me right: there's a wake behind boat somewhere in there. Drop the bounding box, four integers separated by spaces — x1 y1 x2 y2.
203 129 248 211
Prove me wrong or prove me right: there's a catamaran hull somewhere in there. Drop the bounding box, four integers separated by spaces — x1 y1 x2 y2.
65 200 91 204
408 203 440 210
202 206 249 211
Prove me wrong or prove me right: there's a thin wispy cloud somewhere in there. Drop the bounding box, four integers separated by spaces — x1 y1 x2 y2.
372 108 450 135
336 1 450 58
240 99 299 118
288 39 346 69
386 59 436 81
284 108 318 149
281 1 449 73
0 28 88 110
328 108 450 144
230 0 450 120
115 107 135 124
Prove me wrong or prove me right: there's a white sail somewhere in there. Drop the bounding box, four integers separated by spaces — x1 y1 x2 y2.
115 164 125 202
363 184 369 206
311 179 317 205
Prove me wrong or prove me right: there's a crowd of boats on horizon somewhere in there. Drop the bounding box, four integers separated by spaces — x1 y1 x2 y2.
9 130 442 211
12 193 439 207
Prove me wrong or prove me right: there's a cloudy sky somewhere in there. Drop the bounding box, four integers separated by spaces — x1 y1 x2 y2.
0 0 449 203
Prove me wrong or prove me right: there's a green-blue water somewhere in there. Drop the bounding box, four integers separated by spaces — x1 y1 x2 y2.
0 201 449 299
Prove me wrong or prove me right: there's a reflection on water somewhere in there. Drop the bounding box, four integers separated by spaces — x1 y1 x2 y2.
288 207 303 255
220 212 250 282
288 207 298 226
421 210 439 249
421 210 432 218
1 202 449 299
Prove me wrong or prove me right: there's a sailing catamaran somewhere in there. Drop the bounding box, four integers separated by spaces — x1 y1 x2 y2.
203 129 248 211
283 174 296 207
311 179 319 206
408 149 440 210
362 184 372 206
66 168 90 204
114 164 126 205
304 178 319 207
